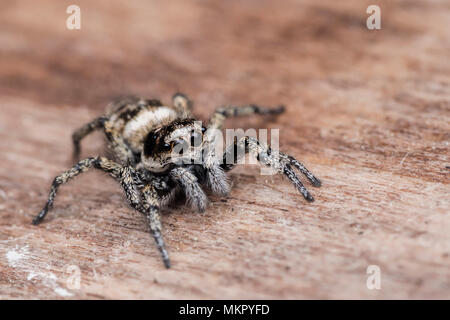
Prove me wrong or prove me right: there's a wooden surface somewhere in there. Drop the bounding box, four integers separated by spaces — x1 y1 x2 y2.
0 0 449 299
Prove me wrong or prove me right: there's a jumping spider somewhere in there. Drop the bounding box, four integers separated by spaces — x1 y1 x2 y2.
32 93 321 268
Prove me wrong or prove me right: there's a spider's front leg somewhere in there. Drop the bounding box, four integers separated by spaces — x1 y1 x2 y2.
32 157 142 225
220 136 321 201
202 103 285 195
140 184 170 268
201 145 231 197
169 167 208 212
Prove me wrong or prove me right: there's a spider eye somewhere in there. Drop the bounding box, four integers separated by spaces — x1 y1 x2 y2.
201 126 207 134
162 142 172 152
143 132 157 156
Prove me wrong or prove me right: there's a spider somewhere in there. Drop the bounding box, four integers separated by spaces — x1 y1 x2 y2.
32 93 321 268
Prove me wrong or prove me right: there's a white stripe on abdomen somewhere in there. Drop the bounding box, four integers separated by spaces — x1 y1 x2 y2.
123 107 177 140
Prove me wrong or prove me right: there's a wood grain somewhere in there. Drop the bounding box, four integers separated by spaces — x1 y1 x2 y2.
0 0 449 299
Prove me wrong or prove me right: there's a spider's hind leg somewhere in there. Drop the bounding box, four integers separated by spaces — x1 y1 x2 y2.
208 104 285 130
172 92 193 114
72 117 107 161
32 157 142 225
220 136 321 202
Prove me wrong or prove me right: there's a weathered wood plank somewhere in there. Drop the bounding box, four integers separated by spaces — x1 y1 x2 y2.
0 0 449 299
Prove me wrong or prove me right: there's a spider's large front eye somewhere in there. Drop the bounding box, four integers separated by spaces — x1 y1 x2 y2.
143 132 157 156
161 142 172 152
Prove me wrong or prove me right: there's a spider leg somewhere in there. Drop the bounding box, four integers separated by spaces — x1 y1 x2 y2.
220 136 321 202
141 185 170 268
282 164 314 202
200 139 231 196
169 167 208 212
287 155 322 187
203 104 284 193
32 157 142 225
172 92 193 114
72 117 107 161
203 160 230 196
207 104 285 130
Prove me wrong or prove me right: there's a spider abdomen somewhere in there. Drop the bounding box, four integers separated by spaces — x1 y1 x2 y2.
122 106 178 151
103 97 184 163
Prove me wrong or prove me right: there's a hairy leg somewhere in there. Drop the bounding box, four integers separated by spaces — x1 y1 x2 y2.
220 136 321 201
72 117 107 161
169 167 208 212
32 157 142 225
203 104 284 193
141 184 170 268
172 92 193 115
207 104 285 130
103 119 135 165
204 161 230 197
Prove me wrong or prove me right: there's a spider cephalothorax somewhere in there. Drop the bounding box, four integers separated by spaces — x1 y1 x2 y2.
141 118 206 172
32 93 321 268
